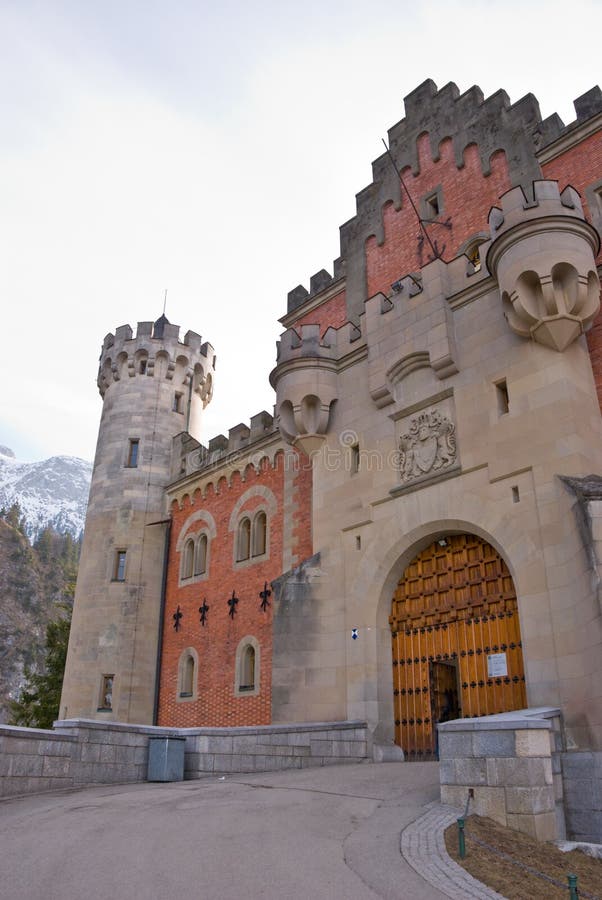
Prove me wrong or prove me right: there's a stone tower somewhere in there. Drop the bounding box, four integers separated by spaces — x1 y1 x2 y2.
60 317 215 724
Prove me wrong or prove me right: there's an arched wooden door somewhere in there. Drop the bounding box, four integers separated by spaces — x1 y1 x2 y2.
390 533 526 760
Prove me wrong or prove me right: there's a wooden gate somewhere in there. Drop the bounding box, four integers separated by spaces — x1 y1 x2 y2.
390 533 526 759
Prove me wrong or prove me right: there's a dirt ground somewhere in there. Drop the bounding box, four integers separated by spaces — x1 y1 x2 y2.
444 815 602 899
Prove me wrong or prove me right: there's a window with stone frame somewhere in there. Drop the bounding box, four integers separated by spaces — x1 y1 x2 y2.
181 538 194 579
113 550 127 582
98 674 114 711
194 533 208 576
251 511 267 557
126 438 139 467
237 517 251 561
178 649 198 701
235 637 260 696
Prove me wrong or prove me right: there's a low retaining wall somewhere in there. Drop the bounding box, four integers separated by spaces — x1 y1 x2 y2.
0 726 77 798
561 750 602 843
0 719 369 800
183 721 369 775
438 707 564 842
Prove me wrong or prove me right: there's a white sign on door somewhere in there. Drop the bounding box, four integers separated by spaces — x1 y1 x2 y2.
487 652 508 677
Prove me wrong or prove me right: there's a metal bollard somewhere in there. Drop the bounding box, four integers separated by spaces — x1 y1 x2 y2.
567 874 578 899
457 817 466 860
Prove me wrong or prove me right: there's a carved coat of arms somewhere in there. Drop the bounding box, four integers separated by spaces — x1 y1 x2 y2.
398 409 456 482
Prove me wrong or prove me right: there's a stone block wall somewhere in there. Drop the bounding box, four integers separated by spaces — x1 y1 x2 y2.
183 721 369 776
0 719 369 800
439 708 564 842
0 725 76 798
57 719 173 786
561 750 602 842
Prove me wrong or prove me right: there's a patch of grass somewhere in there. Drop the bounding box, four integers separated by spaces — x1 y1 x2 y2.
444 815 601 899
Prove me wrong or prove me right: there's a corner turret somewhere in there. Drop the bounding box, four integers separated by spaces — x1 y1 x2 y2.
487 180 601 351
61 316 215 725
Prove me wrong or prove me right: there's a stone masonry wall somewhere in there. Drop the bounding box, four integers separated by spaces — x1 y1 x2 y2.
561 750 602 843
439 708 564 842
183 721 369 776
0 719 369 800
0 725 76 798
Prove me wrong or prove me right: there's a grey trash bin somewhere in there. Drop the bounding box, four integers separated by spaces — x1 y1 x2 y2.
147 736 186 782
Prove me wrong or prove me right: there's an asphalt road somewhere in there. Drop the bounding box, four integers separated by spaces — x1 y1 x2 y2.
0 761 449 900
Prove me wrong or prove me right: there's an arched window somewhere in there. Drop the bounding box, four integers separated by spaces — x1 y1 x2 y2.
235 637 260 696
182 656 194 696
467 242 483 273
178 649 198 700
240 645 255 691
194 534 208 575
237 517 251 561
252 511 267 557
182 538 194 579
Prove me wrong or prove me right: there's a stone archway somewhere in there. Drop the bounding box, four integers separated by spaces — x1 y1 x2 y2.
390 532 526 759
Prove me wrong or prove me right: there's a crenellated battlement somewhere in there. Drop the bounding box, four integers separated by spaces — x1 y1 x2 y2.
274 318 370 370
287 261 346 314
488 181 586 239
284 79 601 325
173 410 279 479
98 317 216 400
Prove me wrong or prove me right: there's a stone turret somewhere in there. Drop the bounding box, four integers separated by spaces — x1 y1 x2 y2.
60 317 215 724
487 181 601 351
270 324 339 454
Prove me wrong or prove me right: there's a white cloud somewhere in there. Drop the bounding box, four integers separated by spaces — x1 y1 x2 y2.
0 0 599 460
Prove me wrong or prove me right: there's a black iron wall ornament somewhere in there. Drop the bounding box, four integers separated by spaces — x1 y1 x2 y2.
172 605 183 631
259 582 271 612
199 599 209 626
228 590 239 619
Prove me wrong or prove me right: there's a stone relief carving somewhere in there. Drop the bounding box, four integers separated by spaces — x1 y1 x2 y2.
398 409 456 482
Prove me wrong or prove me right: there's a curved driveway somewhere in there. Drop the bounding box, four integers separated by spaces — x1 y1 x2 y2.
1 762 450 900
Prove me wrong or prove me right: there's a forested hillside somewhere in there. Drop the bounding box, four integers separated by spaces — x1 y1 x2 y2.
0 504 80 723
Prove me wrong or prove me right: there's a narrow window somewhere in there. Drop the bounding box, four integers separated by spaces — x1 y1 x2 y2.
182 538 194 579
180 656 194 697
114 550 126 582
173 392 183 413
467 243 482 273
252 511 267 557
356 535 361 550
495 379 509 415
139 359 147 374
351 443 360 475
512 486 520 503
426 192 440 218
239 645 255 692
237 517 251 561
194 534 208 575
98 674 114 711
126 439 139 468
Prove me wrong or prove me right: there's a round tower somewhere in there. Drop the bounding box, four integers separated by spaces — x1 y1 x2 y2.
60 317 215 724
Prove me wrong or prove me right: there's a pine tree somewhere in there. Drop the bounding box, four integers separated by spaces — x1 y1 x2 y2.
9 606 72 728
6 524 80 728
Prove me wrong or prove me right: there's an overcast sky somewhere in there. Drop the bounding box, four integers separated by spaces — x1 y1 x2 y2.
1 0 599 462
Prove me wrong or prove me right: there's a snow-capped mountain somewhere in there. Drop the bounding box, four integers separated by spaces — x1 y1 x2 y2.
0 446 92 539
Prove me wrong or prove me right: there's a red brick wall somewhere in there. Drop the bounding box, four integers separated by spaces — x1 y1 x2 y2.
542 131 602 409
157 449 313 727
366 136 511 297
542 131 602 233
289 289 347 337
